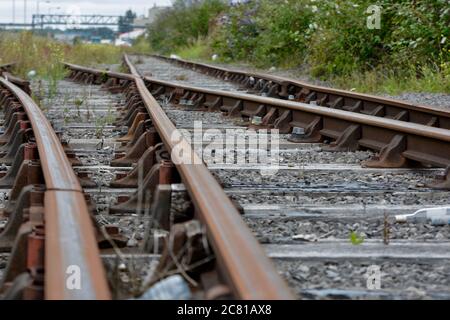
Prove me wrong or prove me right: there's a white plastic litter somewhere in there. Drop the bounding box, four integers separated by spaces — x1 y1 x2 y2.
136 275 192 300
395 206 450 225
27 70 37 79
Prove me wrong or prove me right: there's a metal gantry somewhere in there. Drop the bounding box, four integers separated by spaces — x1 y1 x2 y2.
31 14 123 28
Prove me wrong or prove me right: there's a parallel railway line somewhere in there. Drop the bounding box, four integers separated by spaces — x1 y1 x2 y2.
129 55 450 187
152 54 450 129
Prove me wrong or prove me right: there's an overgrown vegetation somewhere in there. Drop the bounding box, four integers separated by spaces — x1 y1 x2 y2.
0 32 125 81
147 0 226 54
142 0 449 94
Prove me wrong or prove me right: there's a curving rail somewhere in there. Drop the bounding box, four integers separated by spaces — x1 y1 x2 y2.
0 77 110 300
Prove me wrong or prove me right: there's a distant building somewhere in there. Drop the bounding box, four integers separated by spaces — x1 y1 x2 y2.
91 36 102 44
133 5 169 29
115 29 146 46
54 33 78 44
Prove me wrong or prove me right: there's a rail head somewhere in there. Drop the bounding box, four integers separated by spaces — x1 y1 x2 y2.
44 191 111 300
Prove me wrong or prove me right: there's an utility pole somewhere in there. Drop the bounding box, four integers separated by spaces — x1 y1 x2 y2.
13 0 16 23
24 0 27 24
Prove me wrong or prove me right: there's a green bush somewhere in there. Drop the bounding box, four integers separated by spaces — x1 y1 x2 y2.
212 0 449 76
211 0 314 67
142 0 449 93
147 0 227 54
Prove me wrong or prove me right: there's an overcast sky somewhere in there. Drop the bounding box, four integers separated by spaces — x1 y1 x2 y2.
0 0 173 22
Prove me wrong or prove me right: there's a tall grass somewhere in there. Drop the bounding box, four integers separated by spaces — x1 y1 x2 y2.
332 65 450 95
0 32 125 80
176 39 211 60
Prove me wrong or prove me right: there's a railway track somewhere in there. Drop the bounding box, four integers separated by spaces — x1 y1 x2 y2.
0 75 109 299
0 60 293 299
122 54 450 299
0 53 449 299
151 54 450 129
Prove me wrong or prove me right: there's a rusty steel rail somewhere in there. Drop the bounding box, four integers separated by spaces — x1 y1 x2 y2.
0 63 30 94
69 55 450 176
65 57 450 178
0 77 110 299
127 71 450 175
65 62 136 82
1 72 31 95
151 54 450 129
65 59 294 299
